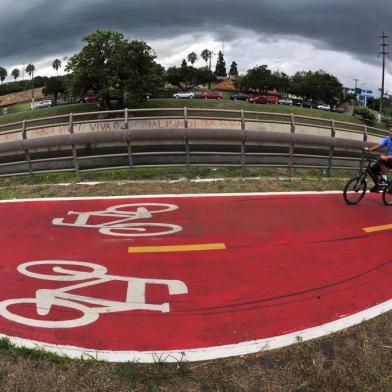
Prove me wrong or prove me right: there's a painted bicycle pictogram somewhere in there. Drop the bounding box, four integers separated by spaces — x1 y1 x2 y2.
0 260 188 328
52 203 183 236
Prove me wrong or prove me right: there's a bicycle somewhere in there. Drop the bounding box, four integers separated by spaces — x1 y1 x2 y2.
52 203 183 237
382 177 392 205
343 151 388 205
0 260 188 328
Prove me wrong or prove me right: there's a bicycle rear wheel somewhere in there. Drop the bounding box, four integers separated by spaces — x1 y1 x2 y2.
343 176 367 205
382 182 392 205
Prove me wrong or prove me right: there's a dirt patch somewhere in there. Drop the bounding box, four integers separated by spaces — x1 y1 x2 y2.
0 87 44 107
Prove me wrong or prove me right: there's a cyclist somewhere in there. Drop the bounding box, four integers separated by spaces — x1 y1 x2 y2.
364 126 392 192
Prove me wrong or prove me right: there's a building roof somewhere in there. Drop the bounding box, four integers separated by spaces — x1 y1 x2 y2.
214 79 237 91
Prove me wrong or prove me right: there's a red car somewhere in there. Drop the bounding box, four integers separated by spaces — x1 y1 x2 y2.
248 95 279 104
203 91 223 99
83 95 97 103
333 107 346 113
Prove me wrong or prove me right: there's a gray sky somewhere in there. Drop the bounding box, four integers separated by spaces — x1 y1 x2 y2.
1 0 392 92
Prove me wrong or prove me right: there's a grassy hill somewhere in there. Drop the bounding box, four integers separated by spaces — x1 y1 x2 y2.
0 98 379 130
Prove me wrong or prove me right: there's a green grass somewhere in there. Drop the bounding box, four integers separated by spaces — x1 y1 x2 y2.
0 166 351 189
0 102 98 128
0 97 384 131
0 102 31 115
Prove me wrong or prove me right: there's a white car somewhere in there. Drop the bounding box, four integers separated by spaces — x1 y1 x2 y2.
317 103 330 111
173 91 194 99
31 100 52 109
278 98 293 106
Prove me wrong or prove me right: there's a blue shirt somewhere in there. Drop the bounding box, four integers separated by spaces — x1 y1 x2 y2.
380 136 392 155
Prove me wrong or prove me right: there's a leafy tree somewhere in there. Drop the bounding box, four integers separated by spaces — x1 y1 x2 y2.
289 70 343 104
0 67 7 83
52 58 62 76
181 59 187 68
11 68 20 81
237 65 273 93
165 65 212 90
271 71 290 95
214 51 227 77
187 52 197 65
229 61 238 76
42 76 65 105
66 30 163 109
353 106 376 124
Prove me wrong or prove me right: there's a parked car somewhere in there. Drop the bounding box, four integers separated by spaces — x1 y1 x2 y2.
203 91 223 99
83 95 97 103
248 95 279 104
230 92 250 101
193 91 205 99
333 107 346 113
278 98 293 106
317 103 331 111
173 91 195 99
301 101 314 109
31 100 52 110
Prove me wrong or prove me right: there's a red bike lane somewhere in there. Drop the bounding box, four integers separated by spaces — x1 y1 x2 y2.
0 192 391 362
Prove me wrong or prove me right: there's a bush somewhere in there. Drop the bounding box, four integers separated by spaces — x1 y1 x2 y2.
353 107 376 124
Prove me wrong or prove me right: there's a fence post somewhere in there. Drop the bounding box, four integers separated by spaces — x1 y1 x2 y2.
240 109 245 131
68 113 81 181
359 124 368 171
124 108 134 179
184 107 188 129
326 119 336 177
124 108 129 130
183 107 191 177
240 110 246 176
22 120 34 179
363 124 368 142
126 140 134 180
288 113 296 178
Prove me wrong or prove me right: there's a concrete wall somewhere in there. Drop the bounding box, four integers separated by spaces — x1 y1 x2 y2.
0 117 381 145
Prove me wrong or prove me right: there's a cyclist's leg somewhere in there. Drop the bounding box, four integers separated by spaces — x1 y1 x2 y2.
369 160 381 191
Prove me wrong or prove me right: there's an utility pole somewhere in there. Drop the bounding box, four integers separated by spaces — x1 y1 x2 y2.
379 31 389 118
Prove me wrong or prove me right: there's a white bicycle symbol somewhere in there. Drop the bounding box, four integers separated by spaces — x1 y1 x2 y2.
0 260 188 328
52 203 182 237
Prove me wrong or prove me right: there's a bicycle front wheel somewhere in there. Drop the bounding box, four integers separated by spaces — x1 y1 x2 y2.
343 176 367 205
382 183 392 205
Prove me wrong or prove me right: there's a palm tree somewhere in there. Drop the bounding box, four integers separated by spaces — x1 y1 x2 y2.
187 52 197 65
25 64 35 79
200 49 214 89
0 67 7 84
11 68 20 81
25 64 36 101
201 49 212 65
52 58 62 76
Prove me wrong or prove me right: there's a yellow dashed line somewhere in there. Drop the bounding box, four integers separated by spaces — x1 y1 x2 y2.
128 243 226 253
363 224 392 233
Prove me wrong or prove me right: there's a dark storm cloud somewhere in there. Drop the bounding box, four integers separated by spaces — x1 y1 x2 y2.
0 0 390 67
